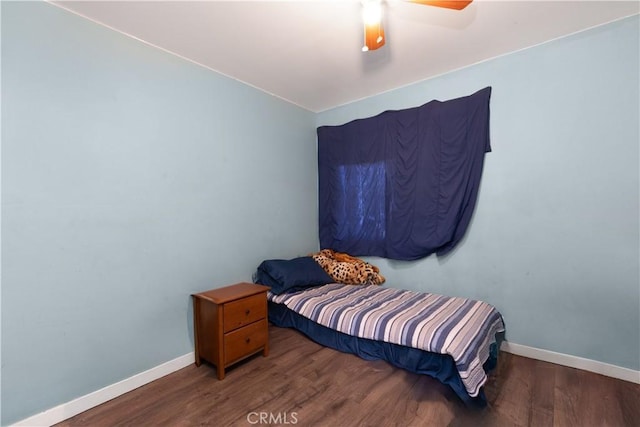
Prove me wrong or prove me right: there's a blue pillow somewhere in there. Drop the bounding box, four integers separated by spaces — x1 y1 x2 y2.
254 256 334 295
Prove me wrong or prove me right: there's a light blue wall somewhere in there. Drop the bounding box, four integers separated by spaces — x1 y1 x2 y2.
318 16 640 372
1 2 317 424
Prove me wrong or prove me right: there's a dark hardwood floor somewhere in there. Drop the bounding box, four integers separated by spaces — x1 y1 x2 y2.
58 326 640 427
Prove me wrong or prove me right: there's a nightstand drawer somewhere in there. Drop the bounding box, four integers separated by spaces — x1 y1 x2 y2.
224 319 268 364
223 293 266 332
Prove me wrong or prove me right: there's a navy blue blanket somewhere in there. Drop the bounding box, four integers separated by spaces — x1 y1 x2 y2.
317 87 492 260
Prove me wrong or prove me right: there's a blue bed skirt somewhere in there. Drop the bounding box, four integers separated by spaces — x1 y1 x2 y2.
269 301 498 406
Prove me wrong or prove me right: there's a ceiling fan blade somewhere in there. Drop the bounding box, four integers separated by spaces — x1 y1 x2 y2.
407 0 473 10
361 0 470 52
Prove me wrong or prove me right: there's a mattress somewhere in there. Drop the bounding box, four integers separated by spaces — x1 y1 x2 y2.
268 283 505 405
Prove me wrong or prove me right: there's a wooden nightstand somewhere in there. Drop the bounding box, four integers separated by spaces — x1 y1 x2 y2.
192 282 270 380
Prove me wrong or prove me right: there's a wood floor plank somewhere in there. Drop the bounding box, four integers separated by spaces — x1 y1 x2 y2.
56 326 640 427
485 351 535 426
529 359 555 426
554 362 584 427
617 375 640 427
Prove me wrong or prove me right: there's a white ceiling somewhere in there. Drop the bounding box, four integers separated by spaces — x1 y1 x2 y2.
51 0 639 112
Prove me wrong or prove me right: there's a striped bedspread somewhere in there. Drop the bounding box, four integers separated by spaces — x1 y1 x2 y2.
269 283 505 397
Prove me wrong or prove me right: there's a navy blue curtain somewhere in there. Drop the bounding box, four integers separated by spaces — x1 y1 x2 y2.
317 87 492 261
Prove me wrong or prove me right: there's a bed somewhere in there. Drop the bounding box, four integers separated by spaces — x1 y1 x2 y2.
254 256 505 406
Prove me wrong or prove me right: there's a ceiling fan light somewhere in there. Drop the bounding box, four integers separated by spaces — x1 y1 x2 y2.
361 0 385 52
362 0 382 26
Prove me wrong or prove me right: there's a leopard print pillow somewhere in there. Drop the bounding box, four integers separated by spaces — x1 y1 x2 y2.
312 249 385 286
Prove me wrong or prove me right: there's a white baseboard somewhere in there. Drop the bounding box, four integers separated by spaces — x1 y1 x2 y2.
500 341 640 384
12 352 195 427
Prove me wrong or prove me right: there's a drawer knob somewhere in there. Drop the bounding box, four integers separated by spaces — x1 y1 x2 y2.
245 337 251 344
245 309 251 316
